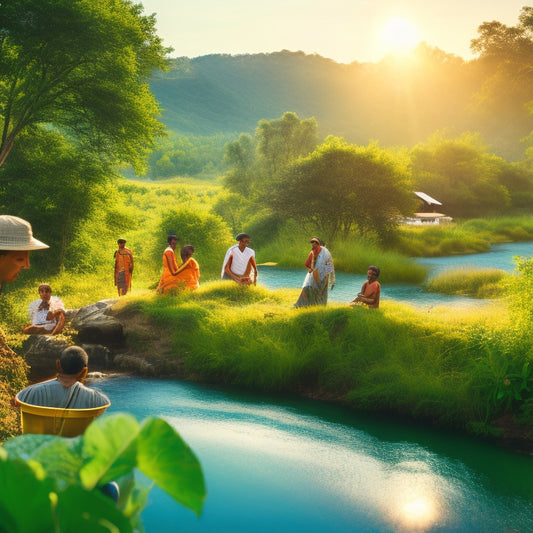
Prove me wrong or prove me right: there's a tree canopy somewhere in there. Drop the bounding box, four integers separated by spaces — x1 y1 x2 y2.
0 0 171 171
268 139 415 244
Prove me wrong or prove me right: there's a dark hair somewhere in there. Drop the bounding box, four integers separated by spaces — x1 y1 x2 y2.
368 265 380 277
180 245 194 261
38 283 52 293
117 238 126 244
59 346 88 375
167 234 178 245
235 233 250 241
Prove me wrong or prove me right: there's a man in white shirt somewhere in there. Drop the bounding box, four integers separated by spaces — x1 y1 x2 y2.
23 283 65 335
221 233 258 285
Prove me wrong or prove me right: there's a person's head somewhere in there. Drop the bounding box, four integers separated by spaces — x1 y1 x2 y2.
180 245 194 262
235 233 251 248
367 265 380 280
117 238 126 249
310 237 321 249
38 283 52 301
167 234 178 249
0 215 48 287
57 346 89 380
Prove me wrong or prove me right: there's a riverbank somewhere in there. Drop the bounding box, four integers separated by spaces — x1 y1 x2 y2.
101 285 532 455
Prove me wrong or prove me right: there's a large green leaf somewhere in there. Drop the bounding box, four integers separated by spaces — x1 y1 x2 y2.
136 417 206 516
3 434 84 488
80 413 141 490
0 455 56 532
56 485 133 533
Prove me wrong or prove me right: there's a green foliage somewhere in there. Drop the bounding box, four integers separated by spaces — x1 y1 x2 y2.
0 413 206 531
146 133 231 179
410 132 512 218
269 139 416 244
0 129 111 274
424 267 508 298
0 0 170 171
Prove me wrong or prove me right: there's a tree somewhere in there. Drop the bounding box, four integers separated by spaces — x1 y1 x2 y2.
470 7 533 157
223 133 257 196
256 111 318 180
269 138 415 244
410 133 511 218
0 0 170 172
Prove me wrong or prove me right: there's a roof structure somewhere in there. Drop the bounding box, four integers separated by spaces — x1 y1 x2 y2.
414 191 442 206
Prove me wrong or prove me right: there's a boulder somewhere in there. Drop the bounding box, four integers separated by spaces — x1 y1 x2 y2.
72 299 124 345
22 335 70 380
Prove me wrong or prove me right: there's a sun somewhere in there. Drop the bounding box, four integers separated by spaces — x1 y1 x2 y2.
379 17 420 55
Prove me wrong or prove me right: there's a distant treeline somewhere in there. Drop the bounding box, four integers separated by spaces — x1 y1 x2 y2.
150 44 533 162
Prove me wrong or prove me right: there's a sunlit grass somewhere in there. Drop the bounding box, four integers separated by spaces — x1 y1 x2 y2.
424 267 509 298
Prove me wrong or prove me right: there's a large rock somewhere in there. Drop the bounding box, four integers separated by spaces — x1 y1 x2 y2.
22 335 70 379
72 299 124 345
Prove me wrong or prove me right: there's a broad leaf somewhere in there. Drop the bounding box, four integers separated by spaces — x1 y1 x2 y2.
0 455 56 532
56 484 133 533
80 413 141 490
137 417 206 516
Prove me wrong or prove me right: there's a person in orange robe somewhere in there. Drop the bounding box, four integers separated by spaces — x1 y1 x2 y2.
114 238 134 296
157 234 179 294
174 245 200 290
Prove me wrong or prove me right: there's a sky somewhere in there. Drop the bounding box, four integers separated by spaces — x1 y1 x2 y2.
139 0 529 64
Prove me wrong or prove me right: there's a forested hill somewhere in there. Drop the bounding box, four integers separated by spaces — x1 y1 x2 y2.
149 48 533 160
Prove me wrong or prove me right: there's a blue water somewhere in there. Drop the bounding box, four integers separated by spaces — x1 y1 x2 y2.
257 241 533 308
94 377 533 533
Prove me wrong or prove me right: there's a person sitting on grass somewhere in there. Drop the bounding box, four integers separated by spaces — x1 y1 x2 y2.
23 283 65 335
350 265 381 309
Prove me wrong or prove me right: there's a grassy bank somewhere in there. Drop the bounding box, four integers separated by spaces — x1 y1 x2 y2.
113 282 533 443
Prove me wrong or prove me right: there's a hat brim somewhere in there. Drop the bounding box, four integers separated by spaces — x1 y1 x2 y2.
0 238 49 251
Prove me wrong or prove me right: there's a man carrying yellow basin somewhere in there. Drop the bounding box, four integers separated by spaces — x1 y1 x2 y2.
16 346 109 410
15 346 110 438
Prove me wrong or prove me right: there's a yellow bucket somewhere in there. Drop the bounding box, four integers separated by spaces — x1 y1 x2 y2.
16 393 110 438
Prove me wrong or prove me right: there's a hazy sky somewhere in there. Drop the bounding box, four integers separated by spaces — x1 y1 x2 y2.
139 0 528 63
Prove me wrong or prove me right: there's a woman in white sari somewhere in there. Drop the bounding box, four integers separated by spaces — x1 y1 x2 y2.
294 237 335 307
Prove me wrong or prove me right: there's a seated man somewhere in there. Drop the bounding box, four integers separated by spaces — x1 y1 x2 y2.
16 346 110 409
23 283 65 335
221 233 258 285
350 265 381 309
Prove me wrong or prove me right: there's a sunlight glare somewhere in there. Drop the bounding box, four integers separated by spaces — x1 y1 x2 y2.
380 17 420 55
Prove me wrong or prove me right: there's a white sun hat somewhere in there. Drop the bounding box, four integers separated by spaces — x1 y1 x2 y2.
0 215 49 250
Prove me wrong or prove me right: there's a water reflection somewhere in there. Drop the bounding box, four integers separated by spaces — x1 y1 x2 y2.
95 377 533 533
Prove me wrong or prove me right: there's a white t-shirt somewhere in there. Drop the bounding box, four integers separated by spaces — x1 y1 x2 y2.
28 296 65 332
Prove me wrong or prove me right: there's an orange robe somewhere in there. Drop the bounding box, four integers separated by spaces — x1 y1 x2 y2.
114 247 134 293
174 257 200 290
157 247 179 294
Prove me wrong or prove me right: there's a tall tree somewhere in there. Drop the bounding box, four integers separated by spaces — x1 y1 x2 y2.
256 111 318 180
0 0 170 171
269 138 415 244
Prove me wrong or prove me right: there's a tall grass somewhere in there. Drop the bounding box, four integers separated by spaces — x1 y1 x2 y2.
396 215 533 257
424 267 509 298
127 281 531 436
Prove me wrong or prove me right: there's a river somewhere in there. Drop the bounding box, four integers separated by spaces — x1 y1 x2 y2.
95 376 533 533
95 242 533 532
257 241 533 308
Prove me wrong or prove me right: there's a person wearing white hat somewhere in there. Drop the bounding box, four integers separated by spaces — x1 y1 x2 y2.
0 215 48 290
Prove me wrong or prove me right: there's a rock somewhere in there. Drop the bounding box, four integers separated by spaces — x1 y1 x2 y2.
22 335 70 379
72 300 124 345
80 343 112 369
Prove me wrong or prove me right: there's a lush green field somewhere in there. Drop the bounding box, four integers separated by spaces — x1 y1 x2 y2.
107 280 532 441
2 176 533 446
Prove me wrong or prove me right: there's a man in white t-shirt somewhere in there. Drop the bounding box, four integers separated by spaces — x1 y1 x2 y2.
221 233 258 285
